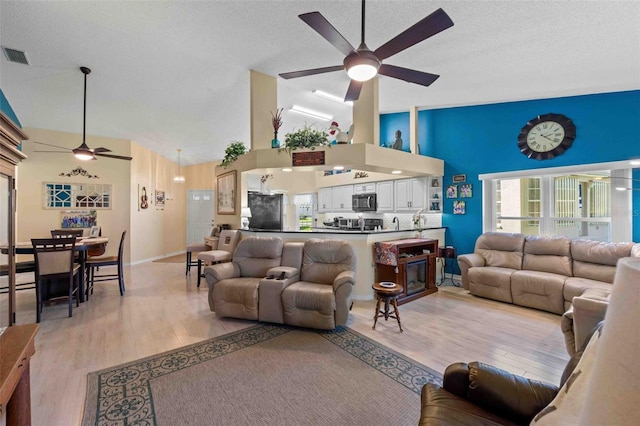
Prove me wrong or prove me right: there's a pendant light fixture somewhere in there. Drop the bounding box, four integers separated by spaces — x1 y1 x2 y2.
173 149 185 183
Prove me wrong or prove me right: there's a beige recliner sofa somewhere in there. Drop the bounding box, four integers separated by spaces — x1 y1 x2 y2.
204 236 356 330
458 232 640 352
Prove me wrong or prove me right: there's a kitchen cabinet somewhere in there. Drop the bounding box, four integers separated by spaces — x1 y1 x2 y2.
332 185 354 212
376 181 394 212
427 176 442 213
394 178 427 211
317 187 332 212
353 182 376 194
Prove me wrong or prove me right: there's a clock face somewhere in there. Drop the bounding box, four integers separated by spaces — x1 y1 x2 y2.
517 113 576 160
526 121 566 152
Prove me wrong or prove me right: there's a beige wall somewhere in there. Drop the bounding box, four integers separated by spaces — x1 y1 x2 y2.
17 129 221 264
18 128 132 261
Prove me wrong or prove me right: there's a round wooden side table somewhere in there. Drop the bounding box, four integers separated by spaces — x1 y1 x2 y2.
371 282 404 333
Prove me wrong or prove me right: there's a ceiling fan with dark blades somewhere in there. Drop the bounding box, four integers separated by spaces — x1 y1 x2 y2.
279 0 454 102
34 66 133 161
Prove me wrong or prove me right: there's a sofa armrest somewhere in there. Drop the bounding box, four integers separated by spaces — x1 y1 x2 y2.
265 266 299 280
457 253 485 290
333 270 356 326
204 261 240 286
258 275 298 324
443 361 558 424
572 294 608 354
332 270 356 291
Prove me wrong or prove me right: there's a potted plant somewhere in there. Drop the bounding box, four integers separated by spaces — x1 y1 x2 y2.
221 141 247 168
279 125 331 155
271 108 283 148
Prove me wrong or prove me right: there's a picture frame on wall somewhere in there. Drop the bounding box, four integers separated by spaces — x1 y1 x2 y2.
155 190 165 207
453 200 466 215
446 185 457 198
460 184 472 198
89 225 101 237
217 170 237 215
452 174 467 183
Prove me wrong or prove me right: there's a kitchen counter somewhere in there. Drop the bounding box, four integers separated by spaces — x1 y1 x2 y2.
248 227 445 234
242 228 447 300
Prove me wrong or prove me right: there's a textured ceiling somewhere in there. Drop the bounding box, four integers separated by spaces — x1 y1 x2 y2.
1 1 638 165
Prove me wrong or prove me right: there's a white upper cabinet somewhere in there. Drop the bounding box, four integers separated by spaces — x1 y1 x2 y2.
394 178 427 211
332 185 354 212
317 187 332 212
376 181 394 212
353 182 376 194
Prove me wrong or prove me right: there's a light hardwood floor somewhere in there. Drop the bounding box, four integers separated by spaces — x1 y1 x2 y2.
8 259 569 426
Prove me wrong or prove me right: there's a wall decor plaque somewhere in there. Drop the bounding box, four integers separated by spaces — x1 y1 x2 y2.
292 151 325 167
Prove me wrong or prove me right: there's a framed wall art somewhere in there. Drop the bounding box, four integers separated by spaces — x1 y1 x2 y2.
446 185 457 198
453 201 466 215
460 184 473 198
61 210 97 228
155 190 165 207
217 170 237 215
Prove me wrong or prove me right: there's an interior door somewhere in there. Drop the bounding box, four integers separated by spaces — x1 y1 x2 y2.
186 190 215 245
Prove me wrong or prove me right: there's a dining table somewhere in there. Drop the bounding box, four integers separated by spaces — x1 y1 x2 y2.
1 237 109 303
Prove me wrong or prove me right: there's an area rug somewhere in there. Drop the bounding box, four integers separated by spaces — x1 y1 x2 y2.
82 324 442 426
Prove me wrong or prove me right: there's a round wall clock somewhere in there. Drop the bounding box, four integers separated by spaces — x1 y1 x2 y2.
517 113 576 160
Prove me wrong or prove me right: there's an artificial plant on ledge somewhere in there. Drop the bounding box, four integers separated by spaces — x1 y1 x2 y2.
279 125 331 155
221 141 247 168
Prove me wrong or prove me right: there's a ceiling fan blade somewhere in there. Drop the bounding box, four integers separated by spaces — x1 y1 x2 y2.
299 12 356 57
374 8 454 60
33 150 69 153
344 80 363 102
279 65 344 79
96 152 133 161
378 64 440 86
33 141 71 151
93 147 112 153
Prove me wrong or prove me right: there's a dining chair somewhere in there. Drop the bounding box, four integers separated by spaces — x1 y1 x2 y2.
85 231 126 296
31 237 81 323
51 229 84 238
186 226 219 275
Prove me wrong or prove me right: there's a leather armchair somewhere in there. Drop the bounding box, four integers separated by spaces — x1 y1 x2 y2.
281 238 356 330
419 323 602 426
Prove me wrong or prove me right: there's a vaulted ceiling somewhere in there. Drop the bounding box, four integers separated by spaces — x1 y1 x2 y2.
1 1 638 165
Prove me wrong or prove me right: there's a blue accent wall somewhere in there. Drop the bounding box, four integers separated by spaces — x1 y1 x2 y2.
0 88 21 127
380 90 640 258
379 112 410 150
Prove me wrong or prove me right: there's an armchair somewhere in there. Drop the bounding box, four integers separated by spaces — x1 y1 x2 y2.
196 229 240 287
281 238 356 330
419 323 602 425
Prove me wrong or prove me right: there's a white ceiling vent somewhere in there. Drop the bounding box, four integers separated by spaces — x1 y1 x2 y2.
1 46 29 65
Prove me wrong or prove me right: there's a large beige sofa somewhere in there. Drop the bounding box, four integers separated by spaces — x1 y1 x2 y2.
458 232 640 314
204 236 357 330
458 232 640 354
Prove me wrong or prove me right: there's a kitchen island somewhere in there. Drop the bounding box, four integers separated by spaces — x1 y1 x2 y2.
242 227 446 301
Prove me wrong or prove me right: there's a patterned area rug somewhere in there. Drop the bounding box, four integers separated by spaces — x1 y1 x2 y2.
83 324 442 426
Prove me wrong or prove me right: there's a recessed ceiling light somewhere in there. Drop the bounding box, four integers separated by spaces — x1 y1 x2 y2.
312 90 353 106
282 168 292 172
333 166 344 171
289 105 332 121
391 170 402 174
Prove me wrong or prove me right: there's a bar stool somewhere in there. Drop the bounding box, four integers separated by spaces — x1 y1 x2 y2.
372 282 404 333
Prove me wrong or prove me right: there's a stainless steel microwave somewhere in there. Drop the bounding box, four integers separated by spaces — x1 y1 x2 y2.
352 193 377 212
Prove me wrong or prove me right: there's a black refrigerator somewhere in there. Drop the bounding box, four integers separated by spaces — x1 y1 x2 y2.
248 192 283 230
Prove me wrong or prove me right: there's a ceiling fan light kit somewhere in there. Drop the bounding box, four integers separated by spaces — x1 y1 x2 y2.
345 47 380 82
279 0 453 101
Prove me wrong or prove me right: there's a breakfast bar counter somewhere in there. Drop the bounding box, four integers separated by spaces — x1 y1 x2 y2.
242 228 446 300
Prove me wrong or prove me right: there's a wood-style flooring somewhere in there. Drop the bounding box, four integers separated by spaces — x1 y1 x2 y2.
7 260 569 425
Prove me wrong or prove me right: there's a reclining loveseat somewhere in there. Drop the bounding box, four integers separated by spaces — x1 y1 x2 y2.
204 236 357 330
